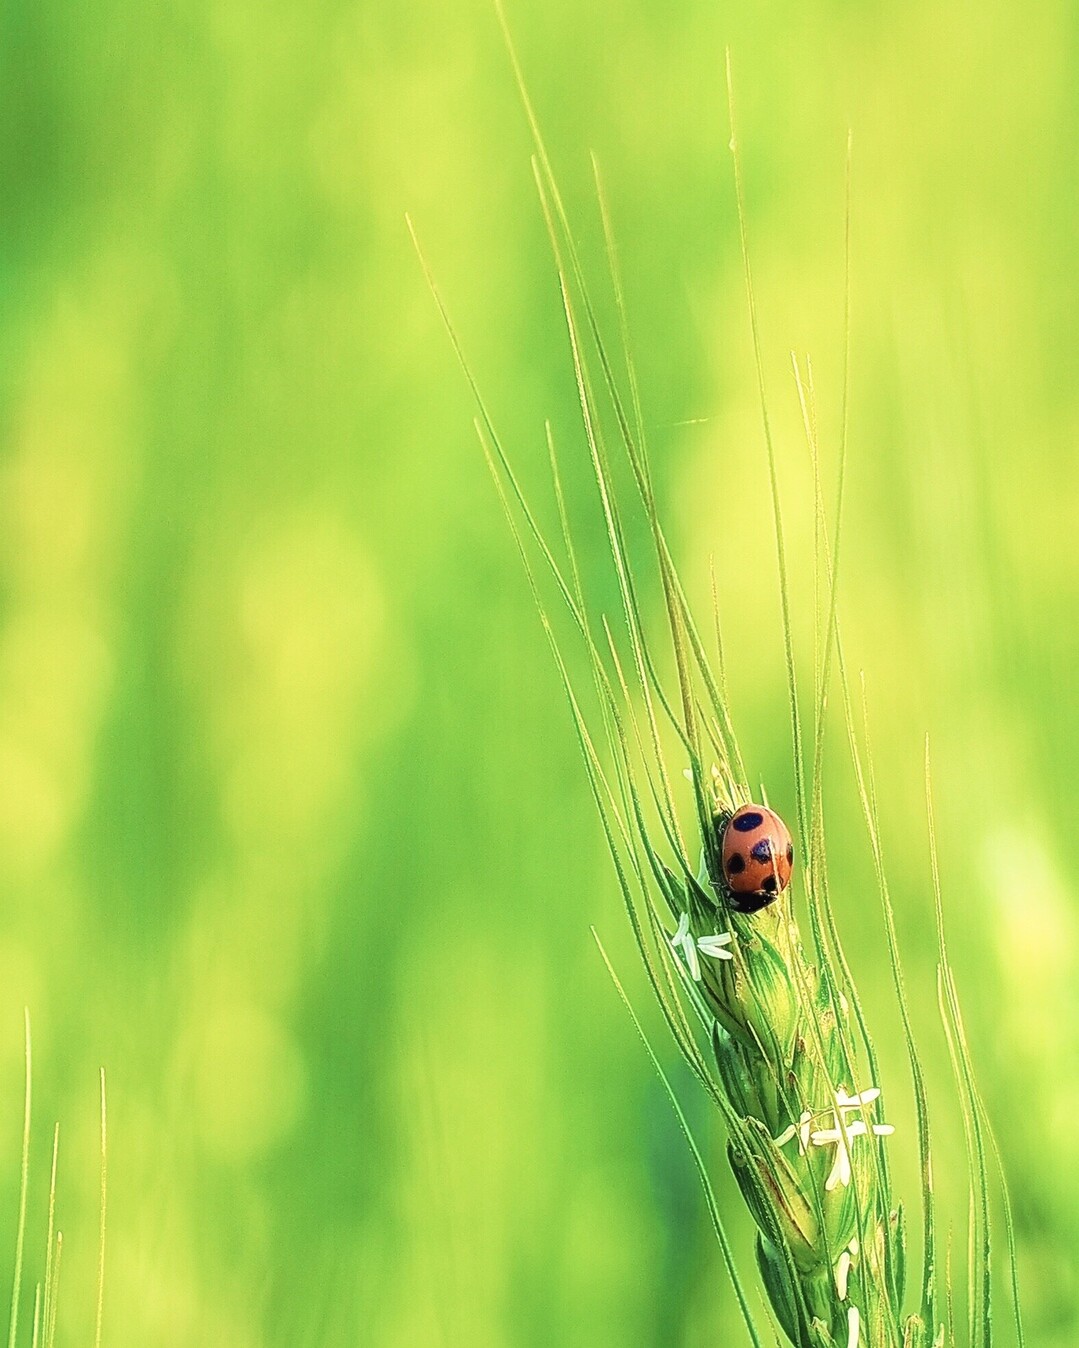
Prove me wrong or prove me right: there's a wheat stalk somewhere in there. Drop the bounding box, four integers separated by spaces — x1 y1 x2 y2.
411 18 1027 1346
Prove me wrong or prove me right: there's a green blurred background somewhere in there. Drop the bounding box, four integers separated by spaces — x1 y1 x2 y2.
0 0 1074 1344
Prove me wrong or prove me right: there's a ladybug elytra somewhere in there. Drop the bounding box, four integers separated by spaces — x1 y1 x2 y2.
719 804 794 913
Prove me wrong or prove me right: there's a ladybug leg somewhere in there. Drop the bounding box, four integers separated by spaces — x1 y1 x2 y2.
707 812 732 887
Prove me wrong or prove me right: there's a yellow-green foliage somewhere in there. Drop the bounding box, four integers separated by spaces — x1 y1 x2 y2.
0 2 1073 1346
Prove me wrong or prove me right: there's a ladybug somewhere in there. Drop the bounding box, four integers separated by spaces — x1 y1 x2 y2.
719 804 794 913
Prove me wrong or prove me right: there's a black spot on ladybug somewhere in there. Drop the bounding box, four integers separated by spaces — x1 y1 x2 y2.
726 853 746 875
759 874 778 894
751 838 775 863
786 843 794 863
732 810 763 832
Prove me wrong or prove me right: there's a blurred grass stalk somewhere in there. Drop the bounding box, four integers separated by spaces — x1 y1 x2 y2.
3 1012 106 1348
416 18 1028 1348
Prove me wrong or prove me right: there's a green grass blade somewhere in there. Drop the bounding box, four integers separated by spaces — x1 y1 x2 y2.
983 1116 1026 1348
479 424 717 1091
725 53 808 859
592 929 764 1348
43 1235 60 1348
531 163 714 852
95 1068 108 1348
590 154 647 471
844 676 939 1333
503 22 748 800
927 742 992 1348
8 1009 32 1348
40 1125 59 1348
592 159 751 796
407 217 594 649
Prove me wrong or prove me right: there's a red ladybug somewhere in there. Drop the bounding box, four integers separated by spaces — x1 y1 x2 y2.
720 804 794 913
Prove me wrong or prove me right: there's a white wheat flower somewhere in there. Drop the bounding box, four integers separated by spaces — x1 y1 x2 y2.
775 1088 895 1192
809 1088 895 1192
669 913 734 981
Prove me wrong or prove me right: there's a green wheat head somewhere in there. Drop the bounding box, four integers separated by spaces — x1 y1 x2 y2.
413 16 1026 1348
